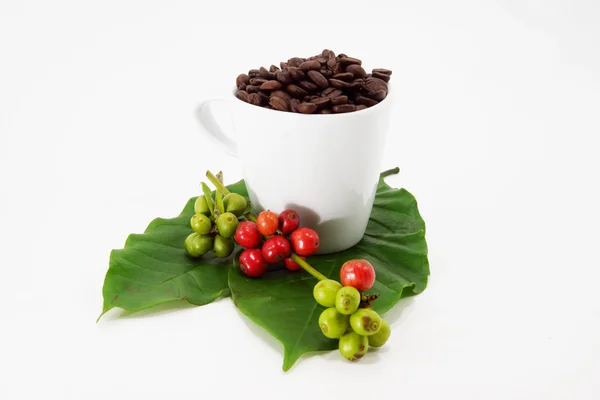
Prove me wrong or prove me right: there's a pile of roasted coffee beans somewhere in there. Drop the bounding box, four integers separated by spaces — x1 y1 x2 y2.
235 49 392 114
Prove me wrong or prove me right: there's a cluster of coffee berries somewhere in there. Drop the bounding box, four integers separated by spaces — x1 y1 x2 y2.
235 209 320 277
184 177 248 258
313 259 391 361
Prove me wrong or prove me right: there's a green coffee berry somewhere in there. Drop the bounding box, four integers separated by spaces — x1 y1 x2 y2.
216 212 239 238
313 279 343 307
335 286 361 315
184 233 213 257
339 331 369 361
350 308 382 336
368 319 391 347
190 213 212 235
194 196 210 216
223 193 248 217
318 307 349 339
213 234 234 258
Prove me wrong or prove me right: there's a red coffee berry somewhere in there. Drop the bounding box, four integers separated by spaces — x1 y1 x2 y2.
290 228 320 256
340 259 376 292
278 209 300 235
284 256 305 271
238 249 268 277
234 221 261 249
257 210 279 236
262 236 291 264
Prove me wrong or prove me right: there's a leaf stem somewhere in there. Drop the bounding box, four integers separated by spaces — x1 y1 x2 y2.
381 167 400 178
290 253 327 281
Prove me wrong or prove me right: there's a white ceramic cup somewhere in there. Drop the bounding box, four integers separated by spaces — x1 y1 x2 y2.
195 87 392 254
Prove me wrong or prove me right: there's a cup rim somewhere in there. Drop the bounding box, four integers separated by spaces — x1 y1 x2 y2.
231 83 392 116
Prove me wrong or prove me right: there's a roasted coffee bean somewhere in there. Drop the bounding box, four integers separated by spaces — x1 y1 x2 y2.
320 68 333 78
259 67 275 80
310 97 331 110
332 72 354 82
332 62 343 75
299 80 319 92
260 80 283 91
372 68 392 76
372 71 391 82
296 102 318 114
340 57 362 66
286 84 308 98
248 93 262 105
288 67 305 81
346 64 366 79
269 96 289 112
322 87 337 96
257 91 270 103
236 74 250 87
237 50 391 113
329 79 350 89
325 89 344 98
368 89 387 101
288 57 304 68
275 70 293 85
355 95 378 107
307 70 329 89
290 98 300 112
363 77 388 92
348 79 365 91
298 60 321 72
332 104 357 113
237 90 250 102
272 90 292 101
331 95 348 106
249 78 267 86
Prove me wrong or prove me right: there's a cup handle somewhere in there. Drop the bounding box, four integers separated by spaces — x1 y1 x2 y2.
194 98 238 157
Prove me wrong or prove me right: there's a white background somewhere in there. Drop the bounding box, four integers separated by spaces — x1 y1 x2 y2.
1 1 599 399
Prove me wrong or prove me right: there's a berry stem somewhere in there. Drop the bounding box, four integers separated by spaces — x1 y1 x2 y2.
290 253 327 281
206 170 257 222
381 167 400 179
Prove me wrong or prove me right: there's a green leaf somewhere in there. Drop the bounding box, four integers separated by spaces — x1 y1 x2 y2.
228 171 429 371
99 180 248 319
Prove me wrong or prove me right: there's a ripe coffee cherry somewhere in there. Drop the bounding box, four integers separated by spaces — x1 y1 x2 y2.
350 308 382 336
313 279 343 307
216 212 239 239
284 256 304 271
262 236 291 264
339 331 369 361
278 209 300 235
184 233 213 258
368 319 391 347
319 307 350 339
335 286 361 315
238 249 268 277
290 228 320 256
257 210 279 236
340 259 376 292
234 221 261 249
